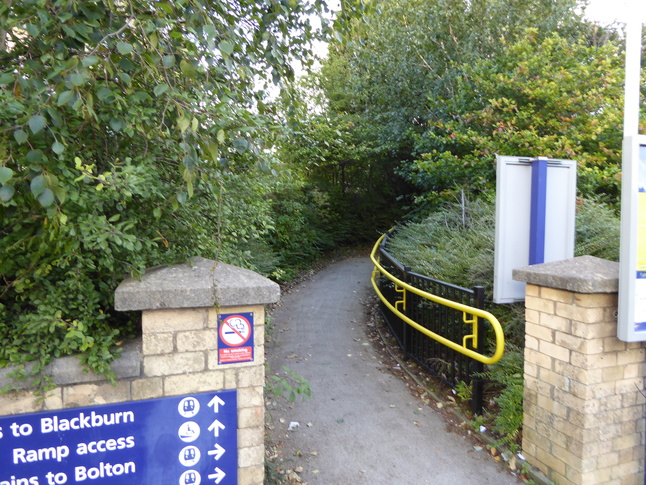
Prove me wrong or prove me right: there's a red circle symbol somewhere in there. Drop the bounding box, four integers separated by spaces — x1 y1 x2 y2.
219 315 251 347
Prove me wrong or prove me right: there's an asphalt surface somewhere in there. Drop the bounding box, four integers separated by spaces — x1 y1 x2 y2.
265 256 524 485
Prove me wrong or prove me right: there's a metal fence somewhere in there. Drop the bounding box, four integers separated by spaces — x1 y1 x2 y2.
371 231 504 415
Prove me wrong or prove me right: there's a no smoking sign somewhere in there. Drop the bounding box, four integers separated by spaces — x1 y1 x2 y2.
218 313 254 364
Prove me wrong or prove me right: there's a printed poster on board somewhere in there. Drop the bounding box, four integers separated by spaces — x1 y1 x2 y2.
635 146 646 331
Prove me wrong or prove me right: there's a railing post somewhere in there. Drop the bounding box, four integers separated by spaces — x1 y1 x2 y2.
402 266 412 356
472 286 485 416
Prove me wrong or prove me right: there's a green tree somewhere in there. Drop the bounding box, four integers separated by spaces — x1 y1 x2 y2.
405 30 626 201
0 0 329 386
316 0 624 210
323 0 589 159
278 80 405 243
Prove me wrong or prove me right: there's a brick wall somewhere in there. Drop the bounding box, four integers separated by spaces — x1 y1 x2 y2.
514 256 646 485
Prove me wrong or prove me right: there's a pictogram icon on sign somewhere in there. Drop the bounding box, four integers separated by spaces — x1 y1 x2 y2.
178 421 200 443
179 469 201 485
179 397 200 418
179 445 201 467
219 315 251 347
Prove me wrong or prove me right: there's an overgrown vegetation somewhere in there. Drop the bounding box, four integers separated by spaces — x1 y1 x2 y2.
0 0 349 389
266 365 313 404
384 196 621 446
480 345 525 450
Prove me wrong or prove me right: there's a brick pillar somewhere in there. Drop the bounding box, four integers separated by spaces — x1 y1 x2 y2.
115 256 280 485
513 256 646 485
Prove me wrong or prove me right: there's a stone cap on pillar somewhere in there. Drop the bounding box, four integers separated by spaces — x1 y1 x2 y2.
512 255 619 294
114 257 281 311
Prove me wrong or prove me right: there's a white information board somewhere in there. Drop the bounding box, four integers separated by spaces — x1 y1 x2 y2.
494 156 577 303
618 135 646 341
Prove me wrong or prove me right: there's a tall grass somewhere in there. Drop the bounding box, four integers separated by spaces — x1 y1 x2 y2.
385 195 620 444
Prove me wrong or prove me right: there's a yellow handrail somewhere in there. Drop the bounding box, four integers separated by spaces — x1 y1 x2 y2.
370 234 505 365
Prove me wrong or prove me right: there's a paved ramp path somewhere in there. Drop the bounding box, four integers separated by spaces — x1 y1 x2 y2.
266 257 522 485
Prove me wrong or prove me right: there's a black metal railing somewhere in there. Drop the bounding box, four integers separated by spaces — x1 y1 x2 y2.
373 231 489 415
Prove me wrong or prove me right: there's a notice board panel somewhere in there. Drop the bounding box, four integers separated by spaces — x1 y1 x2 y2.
494 156 532 303
494 156 577 303
618 135 646 342
0 390 237 485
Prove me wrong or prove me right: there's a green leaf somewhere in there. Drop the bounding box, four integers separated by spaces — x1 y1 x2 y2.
205 142 219 161
233 137 249 153
116 42 133 55
52 141 65 154
82 56 100 67
63 57 80 70
25 23 40 37
162 55 175 67
157 2 174 14
0 167 13 184
119 58 135 71
69 73 85 86
26 150 44 163
0 72 14 84
29 115 47 134
61 24 79 41
118 72 131 84
219 41 234 56
46 107 63 128
0 184 15 202
154 84 169 96
14 129 28 144
51 185 66 204
37 188 55 207
57 90 75 106
30 175 46 197
177 117 190 133
8 101 25 115
180 59 196 78
96 88 114 101
109 118 124 132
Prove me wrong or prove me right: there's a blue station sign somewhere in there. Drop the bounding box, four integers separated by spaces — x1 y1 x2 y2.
0 390 237 485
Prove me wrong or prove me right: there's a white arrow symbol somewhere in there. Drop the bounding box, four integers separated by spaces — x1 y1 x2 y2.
208 467 226 484
208 395 225 413
207 443 226 461
208 419 225 437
